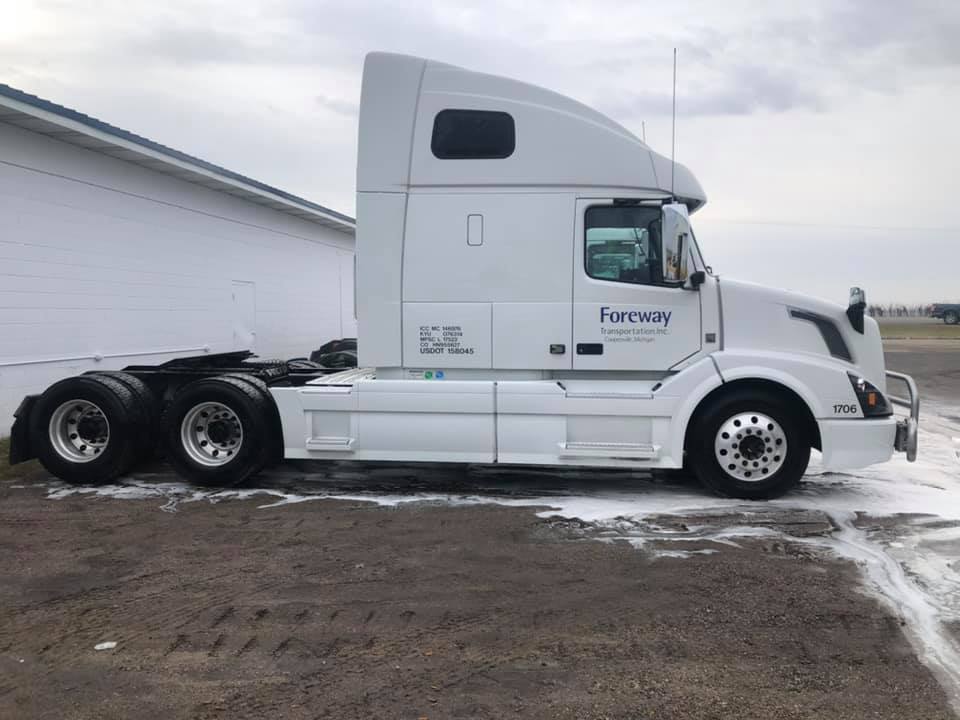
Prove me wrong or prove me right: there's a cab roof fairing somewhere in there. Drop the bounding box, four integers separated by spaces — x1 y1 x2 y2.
356 52 706 213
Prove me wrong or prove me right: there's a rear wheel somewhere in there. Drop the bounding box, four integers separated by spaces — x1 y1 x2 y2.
216 373 284 465
86 371 159 457
945 311 958 325
688 390 810 499
162 376 277 486
30 375 143 484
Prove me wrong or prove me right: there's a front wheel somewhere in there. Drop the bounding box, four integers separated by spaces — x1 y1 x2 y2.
688 390 810 499
945 311 958 325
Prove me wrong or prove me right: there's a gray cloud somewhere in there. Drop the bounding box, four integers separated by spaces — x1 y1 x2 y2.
315 94 357 117
583 0 960 120
827 0 960 68
285 0 553 79
5 0 959 117
602 63 826 121
129 26 301 66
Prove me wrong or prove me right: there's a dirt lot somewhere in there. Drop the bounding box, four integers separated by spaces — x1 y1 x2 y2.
1 343 959 720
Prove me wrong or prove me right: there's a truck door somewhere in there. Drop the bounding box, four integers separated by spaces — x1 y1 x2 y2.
572 199 701 370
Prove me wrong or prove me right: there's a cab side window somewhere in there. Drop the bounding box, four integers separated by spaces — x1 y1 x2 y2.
585 205 663 285
431 109 515 159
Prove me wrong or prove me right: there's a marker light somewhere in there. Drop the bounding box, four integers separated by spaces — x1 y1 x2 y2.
848 373 892 417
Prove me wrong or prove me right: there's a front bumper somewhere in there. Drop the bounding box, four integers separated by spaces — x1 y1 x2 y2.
819 416 897 470
818 371 920 470
886 370 919 462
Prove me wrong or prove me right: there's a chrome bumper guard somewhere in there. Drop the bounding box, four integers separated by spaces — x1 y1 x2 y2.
886 370 919 462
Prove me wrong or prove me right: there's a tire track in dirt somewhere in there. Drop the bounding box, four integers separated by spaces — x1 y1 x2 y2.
18 576 287 673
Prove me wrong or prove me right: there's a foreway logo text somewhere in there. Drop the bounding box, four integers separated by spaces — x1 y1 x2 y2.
600 306 672 327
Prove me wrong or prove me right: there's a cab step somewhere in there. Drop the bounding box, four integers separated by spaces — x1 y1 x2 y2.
305 436 355 451
558 441 660 459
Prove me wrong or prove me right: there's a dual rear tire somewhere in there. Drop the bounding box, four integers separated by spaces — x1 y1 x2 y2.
30 373 280 487
162 375 280 486
31 374 145 484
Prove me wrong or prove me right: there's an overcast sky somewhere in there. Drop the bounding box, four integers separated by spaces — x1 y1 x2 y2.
3 0 959 304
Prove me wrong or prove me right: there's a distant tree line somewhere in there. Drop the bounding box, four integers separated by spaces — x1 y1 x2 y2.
867 304 933 318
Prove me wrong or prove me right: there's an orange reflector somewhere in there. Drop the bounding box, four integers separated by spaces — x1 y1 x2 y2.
867 392 876 406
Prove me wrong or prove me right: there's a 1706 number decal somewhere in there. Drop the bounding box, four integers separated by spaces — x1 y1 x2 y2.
833 403 859 415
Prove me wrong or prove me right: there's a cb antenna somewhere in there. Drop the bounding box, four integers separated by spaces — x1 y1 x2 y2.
670 47 677 198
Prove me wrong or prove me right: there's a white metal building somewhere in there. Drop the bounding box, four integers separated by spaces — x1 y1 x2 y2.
0 83 356 434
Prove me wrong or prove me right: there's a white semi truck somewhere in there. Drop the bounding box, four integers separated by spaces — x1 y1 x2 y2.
8 52 919 499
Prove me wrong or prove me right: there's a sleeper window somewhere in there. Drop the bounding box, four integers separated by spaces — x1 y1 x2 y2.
431 109 516 159
585 205 663 285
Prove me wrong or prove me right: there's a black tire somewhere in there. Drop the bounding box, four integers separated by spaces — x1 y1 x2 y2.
29 375 142 484
316 349 358 369
287 359 324 371
688 389 810 499
216 373 284 466
945 311 958 325
310 338 357 363
319 338 357 354
162 376 276 486
86 371 160 458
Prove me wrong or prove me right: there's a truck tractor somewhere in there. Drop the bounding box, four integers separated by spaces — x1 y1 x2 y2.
8 52 920 499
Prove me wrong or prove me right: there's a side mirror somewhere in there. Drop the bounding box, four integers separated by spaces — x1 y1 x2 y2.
662 203 691 286
847 286 866 334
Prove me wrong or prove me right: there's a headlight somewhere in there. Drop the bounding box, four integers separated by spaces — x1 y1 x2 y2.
848 373 892 417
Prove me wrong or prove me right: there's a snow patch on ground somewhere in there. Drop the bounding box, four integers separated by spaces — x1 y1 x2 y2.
813 511 960 711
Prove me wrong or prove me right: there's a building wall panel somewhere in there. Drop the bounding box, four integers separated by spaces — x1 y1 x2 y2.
0 121 354 433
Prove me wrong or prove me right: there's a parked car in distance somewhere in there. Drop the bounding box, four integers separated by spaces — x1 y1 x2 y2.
929 304 960 324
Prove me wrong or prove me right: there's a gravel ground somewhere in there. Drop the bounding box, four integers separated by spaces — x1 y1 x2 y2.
885 339 960 407
0 343 958 720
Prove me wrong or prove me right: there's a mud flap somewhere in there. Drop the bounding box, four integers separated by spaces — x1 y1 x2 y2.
8 395 39 464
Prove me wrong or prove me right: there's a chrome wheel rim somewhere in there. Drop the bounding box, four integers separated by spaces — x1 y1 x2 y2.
714 412 787 482
180 402 242 467
48 399 110 463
